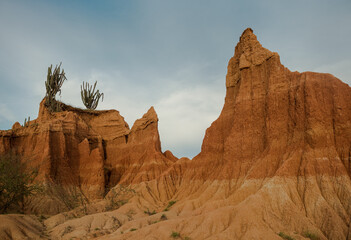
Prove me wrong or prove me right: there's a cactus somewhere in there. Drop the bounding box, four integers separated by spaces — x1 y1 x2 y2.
24 116 29 127
23 116 30 127
80 81 104 110
45 63 67 112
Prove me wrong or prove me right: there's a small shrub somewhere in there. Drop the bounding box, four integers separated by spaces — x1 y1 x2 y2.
144 208 156 215
62 226 73 236
0 153 40 213
184 237 191 240
302 231 319 240
278 232 295 240
45 181 88 212
170 231 180 238
130 228 137 232
164 200 177 211
105 185 136 211
38 215 47 222
148 220 159 225
160 214 167 221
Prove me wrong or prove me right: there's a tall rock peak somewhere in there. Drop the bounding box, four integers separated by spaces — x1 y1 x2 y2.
145 106 157 120
226 28 278 88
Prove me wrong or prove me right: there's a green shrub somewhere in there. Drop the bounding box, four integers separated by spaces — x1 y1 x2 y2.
170 231 180 238
130 228 137 232
302 231 319 240
0 153 40 213
144 208 156 215
164 200 177 211
278 232 295 240
160 214 167 221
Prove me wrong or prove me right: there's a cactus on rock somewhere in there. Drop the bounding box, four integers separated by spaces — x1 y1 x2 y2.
80 81 104 110
45 63 67 112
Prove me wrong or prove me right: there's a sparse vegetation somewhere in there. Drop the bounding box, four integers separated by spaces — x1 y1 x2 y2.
184 237 191 240
45 181 89 212
144 208 156 215
148 219 159 225
160 213 167 221
302 231 319 240
126 208 136 220
130 228 137 232
80 81 104 110
62 226 73 236
0 153 40 213
38 214 47 222
164 200 177 211
170 231 180 238
45 63 67 112
105 185 136 211
278 232 295 240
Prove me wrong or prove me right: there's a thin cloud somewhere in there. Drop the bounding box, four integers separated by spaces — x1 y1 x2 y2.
0 104 16 125
155 83 224 158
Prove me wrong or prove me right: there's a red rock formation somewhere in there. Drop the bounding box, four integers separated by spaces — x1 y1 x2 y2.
103 106 175 187
118 28 351 240
167 28 351 239
0 100 175 209
0 100 107 201
187 28 351 180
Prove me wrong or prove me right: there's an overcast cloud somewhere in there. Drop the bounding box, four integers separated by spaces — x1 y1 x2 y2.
0 0 350 158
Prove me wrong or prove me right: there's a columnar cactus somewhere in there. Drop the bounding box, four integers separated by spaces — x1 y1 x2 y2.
23 116 30 127
45 63 67 112
80 81 104 110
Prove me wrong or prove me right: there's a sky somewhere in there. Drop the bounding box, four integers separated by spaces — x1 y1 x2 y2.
0 0 350 158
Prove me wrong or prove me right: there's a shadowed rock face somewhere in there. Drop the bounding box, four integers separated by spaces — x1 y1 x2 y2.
1 28 351 239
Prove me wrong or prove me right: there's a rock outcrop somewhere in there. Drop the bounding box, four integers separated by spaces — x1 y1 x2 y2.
170 28 351 240
185 28 351 181
0 100 176 213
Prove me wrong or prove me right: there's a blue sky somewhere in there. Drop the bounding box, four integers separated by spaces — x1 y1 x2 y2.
0 0 350 158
